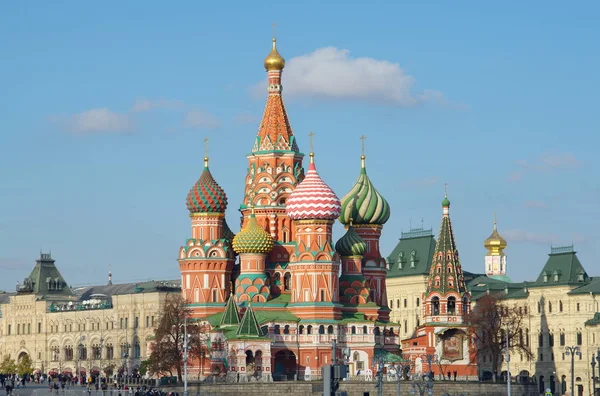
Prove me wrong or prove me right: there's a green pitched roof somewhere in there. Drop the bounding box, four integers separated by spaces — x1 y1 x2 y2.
237 304 263 337
219 296 240 326
585 312 600 326
568 277 600 295
425 202 468 296
467 275 529 301
532 245 589 287
386 228 436 278
17 253 74 299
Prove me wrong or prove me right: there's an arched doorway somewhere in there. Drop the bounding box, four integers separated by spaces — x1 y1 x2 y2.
273 350 296 381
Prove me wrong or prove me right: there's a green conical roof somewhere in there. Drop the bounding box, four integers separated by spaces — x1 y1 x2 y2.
219 296 240 327
237 304 263 337
426 196 467 296
232 212 274 254
335 225 367 257
339 157 390 225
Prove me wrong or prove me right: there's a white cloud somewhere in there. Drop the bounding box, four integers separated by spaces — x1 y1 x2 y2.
54 108 134 134
183 110 220 129
524 200 549 209
131 98 185 113
255 47 444 106
502 229 559 245
510 152 581 182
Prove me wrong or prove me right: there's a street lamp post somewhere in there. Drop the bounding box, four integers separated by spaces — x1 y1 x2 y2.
591 355 596 395
409 374 434 396
183 314 189 396
565 346 581 396
504 323 511 396
98 337 104 393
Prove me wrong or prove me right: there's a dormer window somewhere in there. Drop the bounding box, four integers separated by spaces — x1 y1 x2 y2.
543 271 549 283
553 271 560 283
410 251 416 267
578 271 585 282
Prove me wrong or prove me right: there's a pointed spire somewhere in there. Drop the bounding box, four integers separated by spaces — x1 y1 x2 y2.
237 304 263 336
360 135 366 168
203 137 209 168
220 295 240 327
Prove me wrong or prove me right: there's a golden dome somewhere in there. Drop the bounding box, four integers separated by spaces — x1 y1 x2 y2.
264 38 285 71
484 217 507 253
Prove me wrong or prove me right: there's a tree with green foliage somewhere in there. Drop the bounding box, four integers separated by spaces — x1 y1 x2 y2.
16 354 33 377
0 356 17 374
138 359 150 376
147 294 208 382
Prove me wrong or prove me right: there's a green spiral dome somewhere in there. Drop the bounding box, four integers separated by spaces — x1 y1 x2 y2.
335 226 367 257
232 213 274 254
339 161 390 225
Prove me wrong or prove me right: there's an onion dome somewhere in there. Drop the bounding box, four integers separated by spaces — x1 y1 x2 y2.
264 38 285 71
186 157 228 213
286 153 341 220
222 218 235 242
484 216 507 252
335 225 367 257
339 156 390 225
232 210 274 254
442 196 451 207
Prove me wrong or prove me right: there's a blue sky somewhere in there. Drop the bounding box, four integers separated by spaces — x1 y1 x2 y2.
1 1 598 290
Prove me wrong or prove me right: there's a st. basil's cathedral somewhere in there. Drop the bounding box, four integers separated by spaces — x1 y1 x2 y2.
177 36 399 381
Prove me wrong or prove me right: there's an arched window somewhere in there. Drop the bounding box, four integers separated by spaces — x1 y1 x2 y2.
559 300 563 312
274 325 280 334
462 296 469 314
307 325 313 335
432 296 440 315
274 272 281 286
447 296 456 315
548 301 552 313
374 327 381 336
318 325 325 334
577 331 582 345
351 326 356 334
283 325 290 334
363 325 368 334
299 325 304 335
283 272 291 291
327 325 334 334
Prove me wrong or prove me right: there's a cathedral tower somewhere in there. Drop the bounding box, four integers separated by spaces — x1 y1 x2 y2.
339 140 391 321
241 37 304 260
484 214 509 280
179 154 236 318
423 193 470 324
286 144 342 320
232 207 274 302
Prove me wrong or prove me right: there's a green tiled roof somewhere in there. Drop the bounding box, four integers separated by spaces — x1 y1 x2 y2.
220 296 240 327
467 275 529 301
568 277 600 295
17 253 74 299
386 228 436 278
425 199 468 296
532 246 589 287
585 312 600 326
237 305 263 337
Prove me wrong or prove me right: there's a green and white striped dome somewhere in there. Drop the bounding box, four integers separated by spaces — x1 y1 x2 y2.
339 157 390 225
335 226 367 257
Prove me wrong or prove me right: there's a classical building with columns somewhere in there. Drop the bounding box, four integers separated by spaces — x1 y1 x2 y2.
0 252 180 379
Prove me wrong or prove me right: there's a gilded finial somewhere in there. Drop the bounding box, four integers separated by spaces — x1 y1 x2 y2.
204 137 209 168
250 204 255 215
360 135 366 168
494 212 497 230
309 132 315 163
264 27 285 71
272 23 277 40
230 281 234 296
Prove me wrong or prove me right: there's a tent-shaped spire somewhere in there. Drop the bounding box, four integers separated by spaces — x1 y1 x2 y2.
236 304 263 337
219 295 240 327
17 252 73 298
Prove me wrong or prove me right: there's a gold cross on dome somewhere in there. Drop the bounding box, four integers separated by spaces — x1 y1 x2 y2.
444 183 448 197
360 135 367 156
272 23 277 39
204 137 209 158
309 132 315 152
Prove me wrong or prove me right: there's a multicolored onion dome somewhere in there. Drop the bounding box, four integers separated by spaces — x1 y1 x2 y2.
186 158 228 213
339 157 390 225
222 218 235 242
232 212 274 254
286 155 341 220
335 226 367 257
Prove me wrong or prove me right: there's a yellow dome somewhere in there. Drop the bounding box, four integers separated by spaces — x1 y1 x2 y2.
484 219 507 252
232 211 274 254
264 38 285 71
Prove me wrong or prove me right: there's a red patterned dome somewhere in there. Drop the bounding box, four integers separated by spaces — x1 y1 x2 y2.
186 158 228 213
286 154 341 220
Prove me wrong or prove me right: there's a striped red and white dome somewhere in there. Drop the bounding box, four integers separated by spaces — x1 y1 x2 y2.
286 160 341 220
